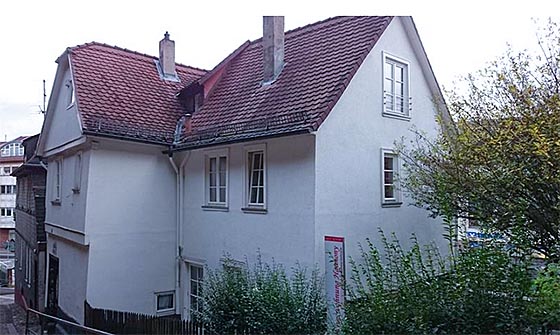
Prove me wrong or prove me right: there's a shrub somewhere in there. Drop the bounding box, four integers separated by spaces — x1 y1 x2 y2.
530 263 560 332
344 231 535 334
198 255 326 335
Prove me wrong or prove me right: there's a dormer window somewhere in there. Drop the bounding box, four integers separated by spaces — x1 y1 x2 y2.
383 52 410 119
1 143 24 157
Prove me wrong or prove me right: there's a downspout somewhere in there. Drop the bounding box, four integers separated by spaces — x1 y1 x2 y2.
168 113 191 316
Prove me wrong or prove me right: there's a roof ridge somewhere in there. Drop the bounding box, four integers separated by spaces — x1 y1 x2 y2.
69 41 207 73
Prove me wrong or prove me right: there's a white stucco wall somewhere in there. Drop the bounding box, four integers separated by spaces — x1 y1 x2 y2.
42 67 82 154
84 140 177 315
181 134 316 269
46 234 89 324
0 166 17 229
314 17 447 276
45 151 89 233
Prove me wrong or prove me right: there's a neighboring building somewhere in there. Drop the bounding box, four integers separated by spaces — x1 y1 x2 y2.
0 136 26 248
12 134 47 311
36 16 449 323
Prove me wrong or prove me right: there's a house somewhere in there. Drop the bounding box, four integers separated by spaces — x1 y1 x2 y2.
36 16 448 323
0 136 26 247
12 134 47 311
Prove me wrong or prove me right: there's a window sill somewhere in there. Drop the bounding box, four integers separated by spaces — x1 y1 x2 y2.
201 205 229 212
382 202 402 208
382 111 411 121
241 207 267 214
51 200 61 206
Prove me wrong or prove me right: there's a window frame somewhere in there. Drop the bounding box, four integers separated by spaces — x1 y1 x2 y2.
382 52 411 120
203 148 229 209
187 263 204 319
73 152 82 194
243 144 267 212
154 291 175 316
381 148 402 206
52 158 63 203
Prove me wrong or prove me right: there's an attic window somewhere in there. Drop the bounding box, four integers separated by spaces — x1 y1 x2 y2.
66 79 75 107
382 52 410 120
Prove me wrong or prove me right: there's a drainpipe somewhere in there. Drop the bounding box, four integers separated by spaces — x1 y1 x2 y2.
167 151 190 316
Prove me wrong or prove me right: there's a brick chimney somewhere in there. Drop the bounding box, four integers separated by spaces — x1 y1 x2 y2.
159 31 176 79
263 16 285 84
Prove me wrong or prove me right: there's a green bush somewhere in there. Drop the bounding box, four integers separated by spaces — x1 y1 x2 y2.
344 231 536 335
530 263 560 332
198 255 326 335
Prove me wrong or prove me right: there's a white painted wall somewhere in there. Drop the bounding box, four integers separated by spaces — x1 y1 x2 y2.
42 67 82 154
314 17 447 277
45 151 89 233
84 139 177 315
46 234 89 324
181 134 316 269
0 164 17 228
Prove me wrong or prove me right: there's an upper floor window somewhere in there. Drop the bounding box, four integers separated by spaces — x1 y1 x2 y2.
204 150 228 208
0 185 16 194
0 143 24 157
381 149 401 206
73 153 82 194
53 158 62 203
244 144 267 211
383 53 410 119
0 207 14 217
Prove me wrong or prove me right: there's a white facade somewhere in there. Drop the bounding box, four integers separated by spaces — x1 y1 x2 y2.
0 140 25 238
38 16 448 323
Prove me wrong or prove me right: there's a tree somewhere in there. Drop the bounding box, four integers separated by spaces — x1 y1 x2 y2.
400 19 560 261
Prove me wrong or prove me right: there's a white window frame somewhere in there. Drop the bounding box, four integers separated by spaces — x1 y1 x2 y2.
203 148 229 209
243 144 267 212
187 263 204 320
382 52 411 120
53 158 63 203
154 291 175 316
381 148 401 206
73 152 82 194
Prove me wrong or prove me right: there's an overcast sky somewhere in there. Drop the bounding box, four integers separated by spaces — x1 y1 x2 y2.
1 0 558 141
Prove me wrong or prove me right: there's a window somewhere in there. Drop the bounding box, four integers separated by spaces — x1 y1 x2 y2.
2 167 11 175
53 158 62 202
189 265 204 318
0 143 24 157
244 145 267 211
0 185 16 194
383 53 410 118
155 291 174 315
73 153 82 193
381 149 401 205
204 150 228 207
66 79 75 107
0 208 14 217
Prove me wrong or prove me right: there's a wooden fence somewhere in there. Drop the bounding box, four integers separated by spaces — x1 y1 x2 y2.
84 301 208 335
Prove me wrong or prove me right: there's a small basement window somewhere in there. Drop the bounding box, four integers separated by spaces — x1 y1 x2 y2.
155 291 175 315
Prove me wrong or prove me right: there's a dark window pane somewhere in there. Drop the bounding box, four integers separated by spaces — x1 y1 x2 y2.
219 187 226 202
385 185 394 199
384 157 393 170
209 188 216 202
219 156 227 172
384 171 393 184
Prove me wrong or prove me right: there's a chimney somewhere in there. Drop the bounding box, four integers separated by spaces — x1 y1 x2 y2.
263 16 285 84
159 31 176 79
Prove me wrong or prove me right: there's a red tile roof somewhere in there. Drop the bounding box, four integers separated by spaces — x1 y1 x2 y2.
177 16 393 149
69 43 207 144
68 16 392 147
